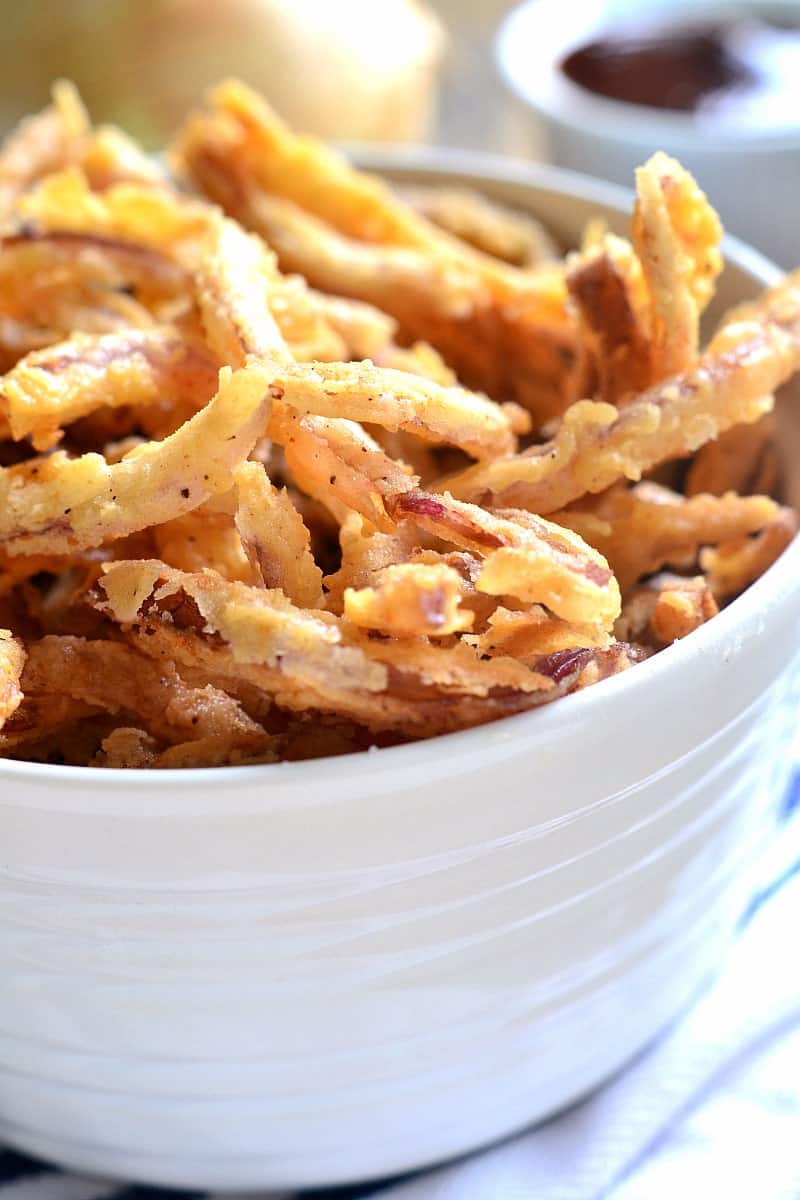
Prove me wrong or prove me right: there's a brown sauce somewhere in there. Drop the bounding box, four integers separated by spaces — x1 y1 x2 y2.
561 16 800 119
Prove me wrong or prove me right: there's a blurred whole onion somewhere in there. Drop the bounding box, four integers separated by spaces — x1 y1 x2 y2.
75 0 445 144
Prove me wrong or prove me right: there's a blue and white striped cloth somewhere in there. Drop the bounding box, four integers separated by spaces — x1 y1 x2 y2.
1 777 799 1200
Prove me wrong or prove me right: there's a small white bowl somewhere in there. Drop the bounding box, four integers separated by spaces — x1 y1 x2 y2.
0 152 798 1191
496 0 800 267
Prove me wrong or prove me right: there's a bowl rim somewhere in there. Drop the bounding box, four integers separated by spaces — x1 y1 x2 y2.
1 147 796 791
496 0 800 150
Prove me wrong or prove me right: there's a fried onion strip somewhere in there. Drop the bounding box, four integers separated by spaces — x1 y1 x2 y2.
0 362 272 555
18 166 211 256
467 605 609 663
403 185 559 267
552 483 779 592
194 213 289 366
176 79 531 271
0 82 89 220
566 235 653 404
96 562 565 736
442 272 800 510
0 630 25 728
686 414 778 497
0 229 189 315
616 574 719 647
152 495 251 583
700 507 798 602
269 408 417 529
390 490 621 628
234 461 323 606
17 635 268 747
268 360 515 459
79 125 170 192
173 81 579 423
632 152 723 377
344 562 473 638
194 213 515 458
1 329 218 449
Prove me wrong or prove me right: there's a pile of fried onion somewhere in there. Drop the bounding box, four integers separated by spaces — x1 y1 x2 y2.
0 80 797 767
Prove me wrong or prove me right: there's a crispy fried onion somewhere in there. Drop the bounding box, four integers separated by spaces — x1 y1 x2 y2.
568 642 650 690
93 726 278 769
402 185 560 268
1 328 218 450
552 483 779 593
173 80 579 424
233 461 323 606
195 213 517 458
0 229 188 315
79 125 170 193
616 574 719 647
323 513 420 607
699 507 798 602
324 510 495 626
467 605 610 663
95 561 570 736
0 81 793 768
267 360 515 459
389 490 621 628
344 562 473 638
152 493 251 583
686 413 778 497
17 166 212 256
174 80 534 274
632 152 723 378
0 82 89 221
11 163 416 373
0 629 25 728
442 270 800 511
566 233 654 404
194 212 289 365
0 232 185 376
6 635 270 753
0 362 272 555
269 408 417 530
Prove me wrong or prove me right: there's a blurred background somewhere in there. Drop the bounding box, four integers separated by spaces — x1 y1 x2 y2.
0 1 521 149
0 1 797 260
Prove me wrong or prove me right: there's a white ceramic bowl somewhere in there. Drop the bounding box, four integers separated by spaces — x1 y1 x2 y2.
0 152 799 1191
496 0 800 267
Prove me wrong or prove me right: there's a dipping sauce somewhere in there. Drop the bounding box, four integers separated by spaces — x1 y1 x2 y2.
561 16 800 123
